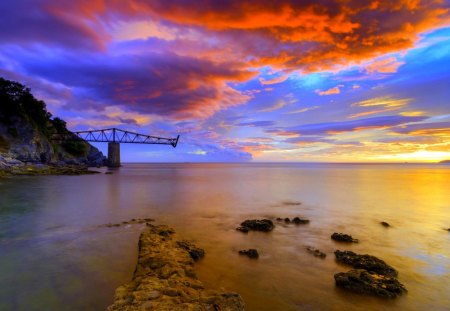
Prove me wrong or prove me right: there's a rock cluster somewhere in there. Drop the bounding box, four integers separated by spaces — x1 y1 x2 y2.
275 217 309 224
331 233 358 243
292 217 309 224
334 250 406 298
334 269 407 298
335 250 398 277
108 224 245 311
238 249 259 259
306 246 326 259
103 218 155 228
236 219 274 233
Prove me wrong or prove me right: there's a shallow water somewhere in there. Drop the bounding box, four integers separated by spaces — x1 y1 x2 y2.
0 163 449 310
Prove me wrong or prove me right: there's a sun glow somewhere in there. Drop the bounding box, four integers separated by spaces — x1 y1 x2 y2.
371 150 450 162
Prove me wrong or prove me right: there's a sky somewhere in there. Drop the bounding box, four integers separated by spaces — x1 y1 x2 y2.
1 0 449 162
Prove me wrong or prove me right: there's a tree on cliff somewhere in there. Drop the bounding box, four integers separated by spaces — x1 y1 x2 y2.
0 77 54 135
0 77 97 160
0 77 75 136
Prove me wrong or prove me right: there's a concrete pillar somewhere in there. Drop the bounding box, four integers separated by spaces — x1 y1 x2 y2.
108 142 120 167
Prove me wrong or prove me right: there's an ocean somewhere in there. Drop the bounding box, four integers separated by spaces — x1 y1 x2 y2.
0 163 449 310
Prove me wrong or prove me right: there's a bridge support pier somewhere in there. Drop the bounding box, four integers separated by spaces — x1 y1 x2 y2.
107 142 120 167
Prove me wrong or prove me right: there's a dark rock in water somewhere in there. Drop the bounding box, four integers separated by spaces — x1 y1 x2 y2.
283 201 302 206
447 228 450 232
335 250 398 277
105 171 113 175
276 217 283 221
380 221 390 227
284 217 291 223
331 233 358 243
177 240 205 261
292 217 309 224
306 246 326 258
334 269 407 298
102 218 155 228
239 219 274 232
238 249 259 259
236 226 249 233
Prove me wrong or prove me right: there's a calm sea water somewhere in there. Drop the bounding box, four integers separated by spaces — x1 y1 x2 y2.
0 163 449 311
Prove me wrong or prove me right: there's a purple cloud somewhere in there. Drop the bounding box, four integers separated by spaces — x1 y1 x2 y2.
13 51 254 120
0 1 104 50
237 120 275 127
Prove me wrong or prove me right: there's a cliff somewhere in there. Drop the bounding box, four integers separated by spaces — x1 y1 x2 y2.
0 77 106 174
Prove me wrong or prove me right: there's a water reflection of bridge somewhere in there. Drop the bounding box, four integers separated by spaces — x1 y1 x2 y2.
52 128 179 167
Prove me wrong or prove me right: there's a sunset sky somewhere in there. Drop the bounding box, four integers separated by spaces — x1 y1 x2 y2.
1 0 449 162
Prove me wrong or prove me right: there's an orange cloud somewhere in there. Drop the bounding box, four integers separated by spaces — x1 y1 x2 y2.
316 86 341 96
38 0 450 73
391 122 450 137
349 96 412 118
259 74 289 85
364 57 405 73
287 106 320 114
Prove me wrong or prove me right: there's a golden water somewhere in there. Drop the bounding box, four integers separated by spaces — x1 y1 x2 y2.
0 163 449 310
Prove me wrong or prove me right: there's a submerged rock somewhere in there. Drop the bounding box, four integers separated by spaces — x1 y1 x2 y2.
108 224 245 311
239 219 274 232
236 226 249 233
282 201 302 206
284 217 291 223
306 246 326 259
334 250 398 277
292 217 309 225
238 249 259 259
334 269 407 298
103 218 154 228
380 221 390 227
331 233 358 243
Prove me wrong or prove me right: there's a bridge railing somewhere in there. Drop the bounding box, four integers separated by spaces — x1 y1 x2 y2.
51 128 179 147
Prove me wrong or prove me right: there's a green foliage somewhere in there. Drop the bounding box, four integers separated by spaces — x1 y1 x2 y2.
0 77 75 144
50 117 68 133
0 77 53 135
62 141 87 157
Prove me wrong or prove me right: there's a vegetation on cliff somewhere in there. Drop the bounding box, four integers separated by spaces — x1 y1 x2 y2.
0 77 105 172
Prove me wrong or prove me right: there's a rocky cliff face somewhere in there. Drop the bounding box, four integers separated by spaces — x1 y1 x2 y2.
0 77 106 171
0 119 106 166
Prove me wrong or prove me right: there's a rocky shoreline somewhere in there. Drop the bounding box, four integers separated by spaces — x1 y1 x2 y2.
108 216 414 311
0 153 104 176
108 224 245 311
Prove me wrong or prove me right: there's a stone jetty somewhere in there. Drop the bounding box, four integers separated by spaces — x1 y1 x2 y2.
108 224 245 311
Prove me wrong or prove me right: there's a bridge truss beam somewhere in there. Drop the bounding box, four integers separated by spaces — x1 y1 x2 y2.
52 128 179 148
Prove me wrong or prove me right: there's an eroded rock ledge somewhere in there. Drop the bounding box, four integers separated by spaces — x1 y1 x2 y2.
107 224 246 311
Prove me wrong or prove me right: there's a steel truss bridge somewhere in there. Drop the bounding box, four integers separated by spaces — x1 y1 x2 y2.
52 128 179 167
52 128 179 147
